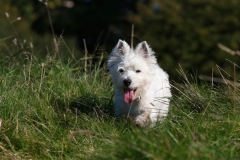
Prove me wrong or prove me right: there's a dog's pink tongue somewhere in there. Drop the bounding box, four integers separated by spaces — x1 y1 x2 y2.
124 89 134 103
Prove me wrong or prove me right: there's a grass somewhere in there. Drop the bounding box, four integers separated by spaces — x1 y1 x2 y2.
0 36 240 159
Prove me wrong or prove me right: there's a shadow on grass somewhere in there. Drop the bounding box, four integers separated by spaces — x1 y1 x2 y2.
70 93 114 118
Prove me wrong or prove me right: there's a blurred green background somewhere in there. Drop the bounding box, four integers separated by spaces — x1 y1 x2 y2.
1 0 240 81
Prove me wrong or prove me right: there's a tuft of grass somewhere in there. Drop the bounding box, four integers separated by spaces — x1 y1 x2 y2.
0 37 240 159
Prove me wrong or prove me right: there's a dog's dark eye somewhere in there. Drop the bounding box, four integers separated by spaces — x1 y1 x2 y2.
119 69 124 73
136 70 141 73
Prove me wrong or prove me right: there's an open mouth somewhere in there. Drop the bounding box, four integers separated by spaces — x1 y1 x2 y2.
124 88 137 103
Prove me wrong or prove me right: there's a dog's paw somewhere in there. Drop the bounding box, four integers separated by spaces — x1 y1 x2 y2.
134 113 149 127
135 119 145 127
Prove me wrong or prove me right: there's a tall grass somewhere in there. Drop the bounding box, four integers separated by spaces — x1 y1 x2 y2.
1 9 240 158
0 34 240 159
1 32 114 158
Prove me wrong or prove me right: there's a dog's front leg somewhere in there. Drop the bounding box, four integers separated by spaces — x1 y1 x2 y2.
134 112 149 127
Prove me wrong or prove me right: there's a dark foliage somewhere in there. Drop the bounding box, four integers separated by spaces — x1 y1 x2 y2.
6 0 240 81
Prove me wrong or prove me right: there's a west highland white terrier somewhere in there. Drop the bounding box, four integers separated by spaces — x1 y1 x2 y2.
108 40 171 127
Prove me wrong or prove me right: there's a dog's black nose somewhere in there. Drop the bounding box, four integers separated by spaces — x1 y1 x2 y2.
123 79 132 87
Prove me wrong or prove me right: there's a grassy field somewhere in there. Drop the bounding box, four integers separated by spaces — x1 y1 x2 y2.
0 37 240 159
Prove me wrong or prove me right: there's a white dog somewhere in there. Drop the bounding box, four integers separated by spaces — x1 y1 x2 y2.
108 40 171 127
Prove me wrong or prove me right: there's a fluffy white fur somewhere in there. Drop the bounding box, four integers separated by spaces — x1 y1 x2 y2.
108 40 171 127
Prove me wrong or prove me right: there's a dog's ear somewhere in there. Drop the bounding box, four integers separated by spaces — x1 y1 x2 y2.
108 40 130 68
135 41 152 58
115 39 130 56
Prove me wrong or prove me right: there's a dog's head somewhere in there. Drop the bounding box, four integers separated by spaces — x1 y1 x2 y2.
108 40 157 103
